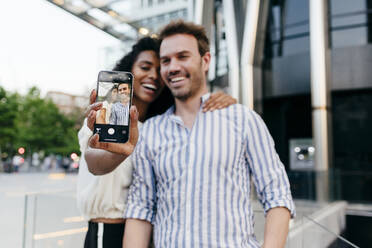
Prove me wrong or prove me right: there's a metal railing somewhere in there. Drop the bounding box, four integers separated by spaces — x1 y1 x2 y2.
21 190 360 248
253 201 360 248
22 189 86 248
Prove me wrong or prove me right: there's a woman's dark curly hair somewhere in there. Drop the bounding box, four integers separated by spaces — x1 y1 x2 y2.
113 37 174 120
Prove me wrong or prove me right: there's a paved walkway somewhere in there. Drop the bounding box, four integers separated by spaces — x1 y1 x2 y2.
0 172 84 248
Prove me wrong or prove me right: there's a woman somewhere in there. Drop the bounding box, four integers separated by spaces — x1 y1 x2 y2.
96 85 118 124
77 37 236 248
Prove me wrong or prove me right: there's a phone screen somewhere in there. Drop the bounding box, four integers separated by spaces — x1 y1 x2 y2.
93 71 133 143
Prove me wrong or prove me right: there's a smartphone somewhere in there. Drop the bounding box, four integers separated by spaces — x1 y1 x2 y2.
93 71 133 143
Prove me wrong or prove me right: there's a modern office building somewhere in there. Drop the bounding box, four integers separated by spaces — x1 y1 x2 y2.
46 91 88 114
261 0 372 202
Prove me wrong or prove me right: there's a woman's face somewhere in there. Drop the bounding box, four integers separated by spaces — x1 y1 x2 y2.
111 88 118 101
132 50 164 104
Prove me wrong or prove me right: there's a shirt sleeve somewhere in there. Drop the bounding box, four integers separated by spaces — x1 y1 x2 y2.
76 118 95 218
109 104 116 125
124 130 157 223
78 118 93 153
244 110 296 218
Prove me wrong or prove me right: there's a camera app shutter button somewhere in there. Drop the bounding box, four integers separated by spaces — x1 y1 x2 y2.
108 128 115 135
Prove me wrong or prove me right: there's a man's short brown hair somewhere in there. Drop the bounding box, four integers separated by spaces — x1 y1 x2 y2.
159 20 210 56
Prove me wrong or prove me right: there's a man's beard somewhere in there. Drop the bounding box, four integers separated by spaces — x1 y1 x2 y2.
170 74 203 101
168 61 204 101
170 84 191 101
118 93 130 104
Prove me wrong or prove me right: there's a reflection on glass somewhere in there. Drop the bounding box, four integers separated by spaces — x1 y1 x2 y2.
96 82 130 126
332 28 367 48
265 0 310 58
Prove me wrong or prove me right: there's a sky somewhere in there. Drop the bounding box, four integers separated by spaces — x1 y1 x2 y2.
0 0 121 97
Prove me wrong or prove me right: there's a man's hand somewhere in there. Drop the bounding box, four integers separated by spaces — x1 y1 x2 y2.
88 105 139 156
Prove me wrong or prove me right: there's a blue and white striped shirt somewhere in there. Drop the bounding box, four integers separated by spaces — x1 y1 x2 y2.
125 94 295 247
109 102 129 126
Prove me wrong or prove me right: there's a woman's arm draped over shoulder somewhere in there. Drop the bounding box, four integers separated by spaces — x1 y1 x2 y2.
202 91 237 112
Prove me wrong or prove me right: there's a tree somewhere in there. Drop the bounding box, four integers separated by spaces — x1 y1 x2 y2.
15 87 80 158
0 86 82 165
0 87 19 158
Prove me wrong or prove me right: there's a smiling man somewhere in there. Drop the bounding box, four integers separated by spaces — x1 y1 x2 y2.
123 20 295 248
109 82 131 126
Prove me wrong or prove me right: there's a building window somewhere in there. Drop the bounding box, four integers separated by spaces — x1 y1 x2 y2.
265 0 310 58
329 0 372 48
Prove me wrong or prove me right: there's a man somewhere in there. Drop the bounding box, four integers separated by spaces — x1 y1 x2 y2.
123 20 295 248
109 82 130 125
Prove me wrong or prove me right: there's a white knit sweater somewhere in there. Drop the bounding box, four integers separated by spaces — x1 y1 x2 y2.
76 119 141 220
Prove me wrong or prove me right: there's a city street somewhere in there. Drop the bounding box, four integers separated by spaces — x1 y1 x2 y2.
0 172 85 247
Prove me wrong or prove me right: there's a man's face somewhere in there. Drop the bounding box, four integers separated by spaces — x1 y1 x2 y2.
118 83 130 103
118 83 130 96
159 34 210 101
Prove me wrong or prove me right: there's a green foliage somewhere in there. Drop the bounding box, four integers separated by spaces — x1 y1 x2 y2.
0 87 19 155
0 86 81 159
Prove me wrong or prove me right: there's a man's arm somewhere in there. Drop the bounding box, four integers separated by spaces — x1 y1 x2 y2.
122 219 152 248
243 109 295 246
262 207 291 248
123 120 157 247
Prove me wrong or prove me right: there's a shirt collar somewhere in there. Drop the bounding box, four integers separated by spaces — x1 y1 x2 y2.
165 93 210 125
165 92 211 117
201 92 211 104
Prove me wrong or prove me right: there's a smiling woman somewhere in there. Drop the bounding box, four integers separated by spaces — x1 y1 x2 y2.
112 37 174 122
132 50 162 103
77 37 172 248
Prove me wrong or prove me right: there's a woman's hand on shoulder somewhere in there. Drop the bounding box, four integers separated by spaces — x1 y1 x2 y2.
202 91 237 112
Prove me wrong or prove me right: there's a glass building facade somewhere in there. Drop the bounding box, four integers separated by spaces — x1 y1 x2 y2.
262 2 372 245
263 0 372 201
